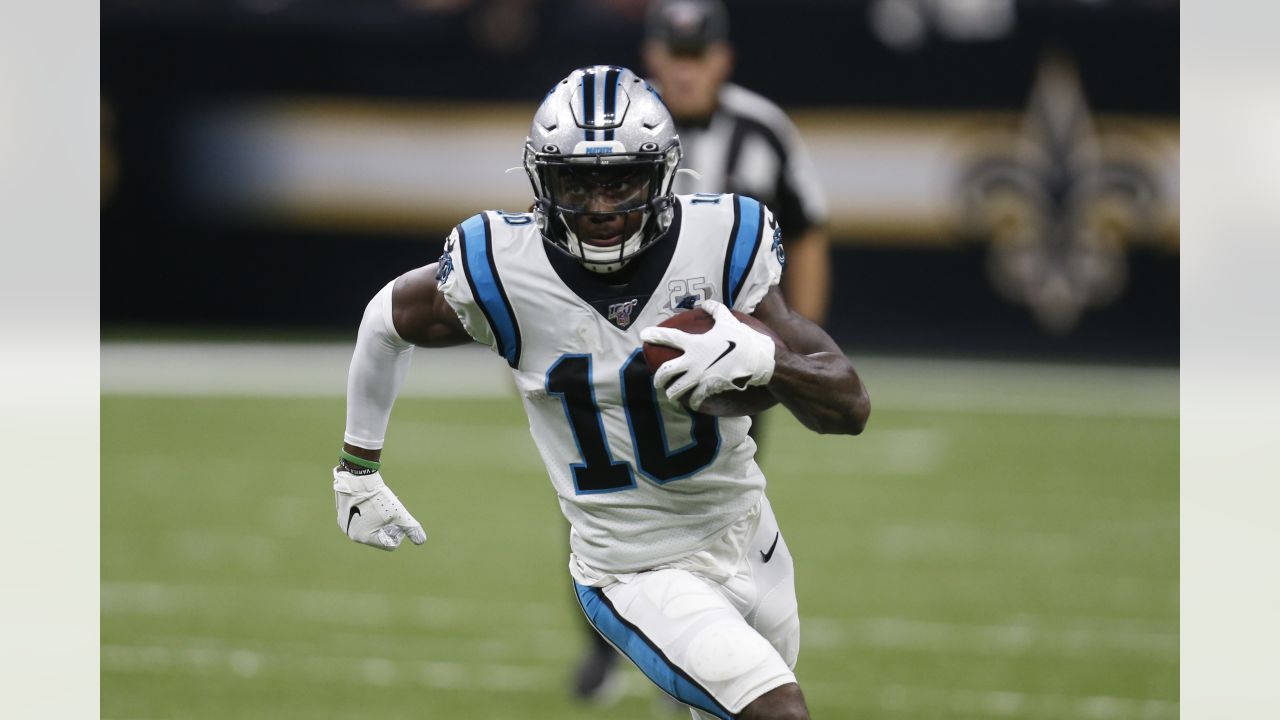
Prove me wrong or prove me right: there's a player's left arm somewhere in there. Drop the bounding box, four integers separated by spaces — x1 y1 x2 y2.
751 285 869 435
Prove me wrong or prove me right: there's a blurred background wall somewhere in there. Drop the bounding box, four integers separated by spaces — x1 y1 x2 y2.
100 0 1178 362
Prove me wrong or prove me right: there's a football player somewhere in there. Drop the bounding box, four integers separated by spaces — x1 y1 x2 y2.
333 65 869 720
574 3 840 698
644 0 831 326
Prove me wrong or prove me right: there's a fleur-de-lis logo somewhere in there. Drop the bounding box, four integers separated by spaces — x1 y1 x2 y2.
957 51 1162 334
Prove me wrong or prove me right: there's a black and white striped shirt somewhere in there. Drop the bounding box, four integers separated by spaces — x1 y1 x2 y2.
670 83 828 238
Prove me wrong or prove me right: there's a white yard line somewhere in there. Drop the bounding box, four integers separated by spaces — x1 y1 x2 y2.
100 643 573 694
101 341 1177 418
103 580 1175 663
867 523 1178 568
99 640 1177 718
801 616 1177 662
101 580 564 628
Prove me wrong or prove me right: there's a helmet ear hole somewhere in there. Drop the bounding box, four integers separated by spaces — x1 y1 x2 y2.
542 144 560 154
639 142 659 152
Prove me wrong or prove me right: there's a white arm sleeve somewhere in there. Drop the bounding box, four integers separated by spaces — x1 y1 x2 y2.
343 280 414 450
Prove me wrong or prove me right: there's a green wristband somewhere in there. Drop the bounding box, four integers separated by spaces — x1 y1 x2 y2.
339 450 381 471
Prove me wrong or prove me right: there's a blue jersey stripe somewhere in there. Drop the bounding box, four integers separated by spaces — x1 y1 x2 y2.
459 213 520 367
726 195 763 308
574 582 733 719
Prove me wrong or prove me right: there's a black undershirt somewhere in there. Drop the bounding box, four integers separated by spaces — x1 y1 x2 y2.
542 199 685 330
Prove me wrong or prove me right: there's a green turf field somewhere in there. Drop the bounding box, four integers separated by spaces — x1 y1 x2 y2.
102 364 1178 719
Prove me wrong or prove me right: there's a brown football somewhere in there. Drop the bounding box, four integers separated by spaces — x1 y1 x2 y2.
642 308 787 417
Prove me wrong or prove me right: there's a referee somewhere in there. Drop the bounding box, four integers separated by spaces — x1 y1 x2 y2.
572 0 834 704
643 0 831 326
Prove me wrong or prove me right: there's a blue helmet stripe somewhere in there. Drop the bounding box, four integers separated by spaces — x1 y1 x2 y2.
459 213 520 367
574 582 733 719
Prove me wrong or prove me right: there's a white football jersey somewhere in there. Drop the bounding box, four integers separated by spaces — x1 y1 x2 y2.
436 194 786 576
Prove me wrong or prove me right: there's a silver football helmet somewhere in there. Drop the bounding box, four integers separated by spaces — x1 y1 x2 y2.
524 65 682 273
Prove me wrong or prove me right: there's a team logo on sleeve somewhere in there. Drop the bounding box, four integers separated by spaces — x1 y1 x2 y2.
769 216 786 269
436 237 455 284
607 299 640 329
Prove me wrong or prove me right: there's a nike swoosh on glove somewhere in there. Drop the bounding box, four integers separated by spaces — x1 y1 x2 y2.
639 299 777 412
333 468 427 551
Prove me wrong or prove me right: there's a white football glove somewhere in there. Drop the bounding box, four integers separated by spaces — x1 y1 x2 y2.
640 299 777 411
333 467 427 551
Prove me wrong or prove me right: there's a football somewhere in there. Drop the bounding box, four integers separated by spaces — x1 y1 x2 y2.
642 308 787 417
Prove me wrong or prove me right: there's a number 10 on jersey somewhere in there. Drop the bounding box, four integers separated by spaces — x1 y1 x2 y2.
546 351 721 494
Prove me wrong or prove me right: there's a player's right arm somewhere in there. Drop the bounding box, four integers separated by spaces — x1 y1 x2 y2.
343 263 472 464
388 264 474 349
334 262 474 552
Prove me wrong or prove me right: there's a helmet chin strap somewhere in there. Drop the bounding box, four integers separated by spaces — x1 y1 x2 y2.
559 211 649 274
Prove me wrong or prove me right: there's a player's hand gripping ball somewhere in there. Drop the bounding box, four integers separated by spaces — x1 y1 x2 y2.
641 301 787 417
